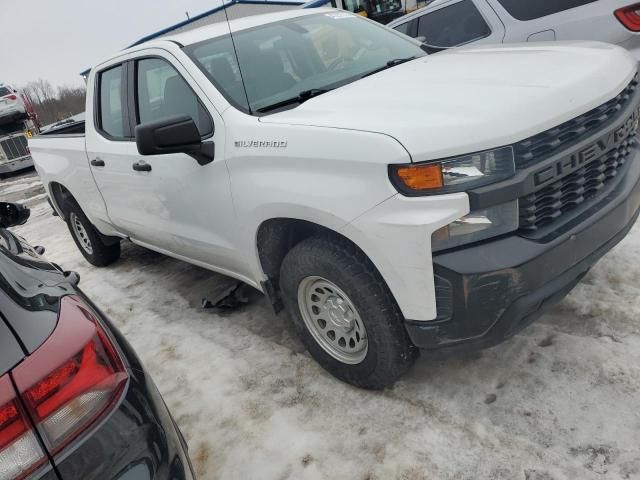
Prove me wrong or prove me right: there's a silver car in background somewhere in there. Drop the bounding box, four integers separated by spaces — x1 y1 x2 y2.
388 0 640 58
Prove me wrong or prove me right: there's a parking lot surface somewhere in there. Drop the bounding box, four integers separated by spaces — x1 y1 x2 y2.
3 170 640 479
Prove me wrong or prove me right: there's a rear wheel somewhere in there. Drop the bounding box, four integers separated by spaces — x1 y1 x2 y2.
64 201 120 267
280 234 417 389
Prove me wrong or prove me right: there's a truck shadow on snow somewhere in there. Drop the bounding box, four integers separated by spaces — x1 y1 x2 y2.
114 240 307 355
110 237 607 386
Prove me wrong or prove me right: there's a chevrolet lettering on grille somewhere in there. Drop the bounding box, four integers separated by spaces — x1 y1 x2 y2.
533 107 640 187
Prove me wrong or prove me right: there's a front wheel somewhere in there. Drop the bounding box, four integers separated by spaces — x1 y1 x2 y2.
280 234 417 389
65 201 120 267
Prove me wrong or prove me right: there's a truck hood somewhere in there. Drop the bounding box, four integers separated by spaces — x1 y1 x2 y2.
260 42 637 161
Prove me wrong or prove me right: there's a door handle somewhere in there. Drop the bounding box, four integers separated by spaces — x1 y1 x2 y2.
90 158 105 167
132 161 152 172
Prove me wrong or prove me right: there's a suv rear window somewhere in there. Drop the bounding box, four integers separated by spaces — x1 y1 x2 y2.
416 0 491 48
0 87 11 97
496 0 597 21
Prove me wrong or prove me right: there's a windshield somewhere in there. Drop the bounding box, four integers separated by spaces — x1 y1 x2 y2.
0 87 12 97
184 12 426 114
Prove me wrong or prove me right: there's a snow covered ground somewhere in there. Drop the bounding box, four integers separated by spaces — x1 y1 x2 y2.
2 169 640 480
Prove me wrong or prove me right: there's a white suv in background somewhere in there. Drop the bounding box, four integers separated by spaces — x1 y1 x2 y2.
0 83 27 124
388 0 640 58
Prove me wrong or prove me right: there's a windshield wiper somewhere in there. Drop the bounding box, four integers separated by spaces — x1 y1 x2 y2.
256 89 331 113
361 56 418 79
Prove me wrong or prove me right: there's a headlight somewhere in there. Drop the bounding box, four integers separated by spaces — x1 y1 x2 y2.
431 200 519 252
389 146 515 195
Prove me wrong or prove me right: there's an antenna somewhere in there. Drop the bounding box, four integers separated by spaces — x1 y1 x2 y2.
185 11 190 19
222 0 252 114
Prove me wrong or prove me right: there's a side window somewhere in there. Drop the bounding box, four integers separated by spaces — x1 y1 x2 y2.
496 0 597 21
98 65 126 139
135 58 212 137
393 19 418 37
417 0 491 48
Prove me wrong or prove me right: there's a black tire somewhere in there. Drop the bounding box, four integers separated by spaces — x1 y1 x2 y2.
280 234 417 390
64 200 120 267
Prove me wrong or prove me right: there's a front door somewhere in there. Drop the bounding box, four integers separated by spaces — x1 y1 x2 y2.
86 52 246 277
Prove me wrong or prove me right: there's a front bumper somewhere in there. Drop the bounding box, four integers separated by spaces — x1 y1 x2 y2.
0 107 27 124
0 155 33 174
405 149 640 352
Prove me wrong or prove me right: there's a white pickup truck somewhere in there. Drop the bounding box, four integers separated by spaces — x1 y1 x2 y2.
30 8 640 389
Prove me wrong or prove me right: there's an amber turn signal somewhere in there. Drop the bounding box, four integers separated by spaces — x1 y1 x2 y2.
394 164 443 191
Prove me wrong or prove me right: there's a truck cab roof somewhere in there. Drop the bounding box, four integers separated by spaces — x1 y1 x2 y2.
131 8 335 52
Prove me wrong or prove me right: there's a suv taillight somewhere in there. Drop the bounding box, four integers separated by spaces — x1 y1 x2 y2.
615 3 640 31
0 376 46 480
3 95 17 101
12 296 128 456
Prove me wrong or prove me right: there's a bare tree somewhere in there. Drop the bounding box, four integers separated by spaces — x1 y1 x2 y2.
23 79 55 104
22 79 86 126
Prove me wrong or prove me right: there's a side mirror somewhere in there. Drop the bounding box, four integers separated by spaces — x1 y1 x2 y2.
135 115 214 166
0 202 30 228
415 36 427 43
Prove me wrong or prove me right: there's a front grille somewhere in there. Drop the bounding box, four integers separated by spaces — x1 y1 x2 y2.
519 133 637 232
514 74 639 169
0 136 29 161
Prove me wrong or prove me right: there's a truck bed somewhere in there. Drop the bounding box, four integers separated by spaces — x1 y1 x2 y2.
28 125 116 236
39 119 85 136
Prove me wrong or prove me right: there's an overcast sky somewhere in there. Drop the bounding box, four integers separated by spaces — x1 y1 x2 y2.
0 0 223 88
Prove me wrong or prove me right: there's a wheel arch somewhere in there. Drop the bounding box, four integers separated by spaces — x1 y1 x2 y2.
48 181 77 220
48 181 120 246
254 217 396 313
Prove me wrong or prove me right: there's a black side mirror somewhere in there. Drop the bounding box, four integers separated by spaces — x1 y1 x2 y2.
135 115 214 166
0 202 30 228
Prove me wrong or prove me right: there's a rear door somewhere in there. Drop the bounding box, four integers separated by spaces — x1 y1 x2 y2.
85 61 147 241
488 0 637 44
391 0 505 48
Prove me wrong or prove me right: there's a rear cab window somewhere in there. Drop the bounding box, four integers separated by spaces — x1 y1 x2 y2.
495 0 598 21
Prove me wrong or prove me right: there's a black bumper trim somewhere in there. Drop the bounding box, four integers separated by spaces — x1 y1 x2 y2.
405 150 640 352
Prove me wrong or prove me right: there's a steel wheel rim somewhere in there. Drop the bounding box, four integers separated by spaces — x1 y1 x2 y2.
297 276 368 365
70 212 93 255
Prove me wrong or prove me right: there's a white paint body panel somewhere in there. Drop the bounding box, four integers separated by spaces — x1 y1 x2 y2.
29 9 638 321
262 42 637 161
